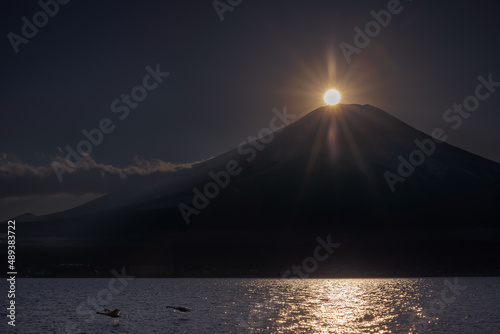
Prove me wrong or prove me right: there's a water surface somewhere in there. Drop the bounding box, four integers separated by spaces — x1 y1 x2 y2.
2 278 500 333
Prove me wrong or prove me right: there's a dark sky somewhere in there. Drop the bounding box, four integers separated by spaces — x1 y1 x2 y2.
1 0 499 219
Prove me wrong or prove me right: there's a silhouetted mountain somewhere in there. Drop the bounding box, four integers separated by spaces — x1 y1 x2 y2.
13 104 500 277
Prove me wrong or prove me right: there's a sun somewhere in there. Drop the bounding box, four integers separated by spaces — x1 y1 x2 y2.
324 89 341 105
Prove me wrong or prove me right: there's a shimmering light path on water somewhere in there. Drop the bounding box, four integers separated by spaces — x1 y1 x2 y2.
2 278 499 333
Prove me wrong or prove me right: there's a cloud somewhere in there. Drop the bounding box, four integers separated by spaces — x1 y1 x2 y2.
0 153 201 198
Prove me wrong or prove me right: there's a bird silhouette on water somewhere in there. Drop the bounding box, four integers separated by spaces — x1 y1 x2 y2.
166 306 191 312
96 309 122 318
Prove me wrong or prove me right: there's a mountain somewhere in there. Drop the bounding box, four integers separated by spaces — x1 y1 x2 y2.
12 104 500 277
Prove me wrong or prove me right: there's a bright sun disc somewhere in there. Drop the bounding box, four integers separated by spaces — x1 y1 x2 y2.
324 89 341 105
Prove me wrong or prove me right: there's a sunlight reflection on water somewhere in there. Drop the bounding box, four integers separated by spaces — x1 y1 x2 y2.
2 278 499 333
239 278 494 334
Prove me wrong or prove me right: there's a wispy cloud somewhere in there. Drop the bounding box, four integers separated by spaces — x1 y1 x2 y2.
0 153 200 198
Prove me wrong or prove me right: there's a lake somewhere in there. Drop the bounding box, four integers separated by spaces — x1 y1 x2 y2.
2 277 500 333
